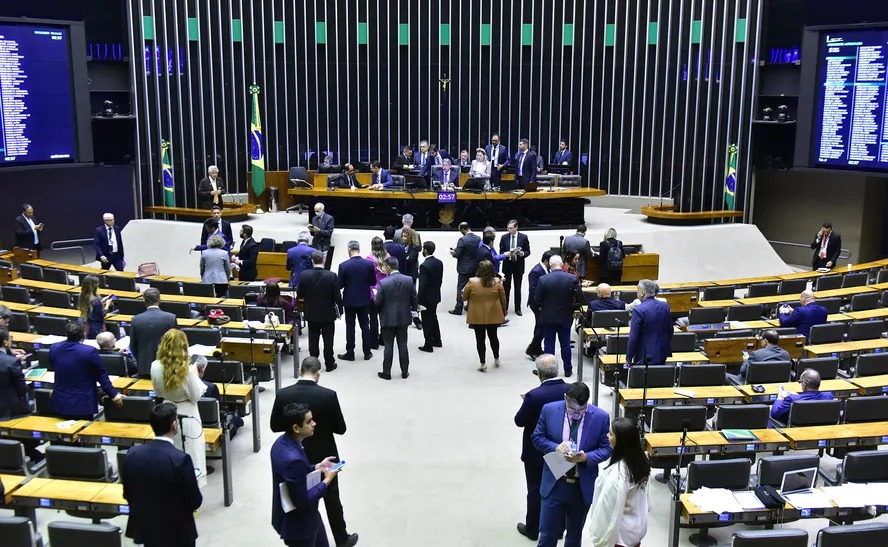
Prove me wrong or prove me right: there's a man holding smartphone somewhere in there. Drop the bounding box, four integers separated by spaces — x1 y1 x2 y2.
770 368 834 423
811 221 841 270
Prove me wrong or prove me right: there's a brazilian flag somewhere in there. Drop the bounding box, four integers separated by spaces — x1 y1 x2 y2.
249 83 266 197
161 141 175 206
724 144 738 210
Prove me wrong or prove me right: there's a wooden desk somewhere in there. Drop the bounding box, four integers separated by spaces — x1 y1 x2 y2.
703 337 756 363
644 429 788 457
76 421 153 446
0 473 27 504
713 276 780 286
6 416 88 442
218 298 247 307
161 276 204 283
843 421 888 446
66 287 143 299
199 320 295 336
0 300 40 312
160 294 224 305
585 252 660 284
26 259 58 268
598 351 709 366
659 291 698 314
12 477 108 510
844 308 888 321
11 278 73 291
814 286 876 299
217 383 254 405
805 338 888 357
27 306 81 318
848 374 888 396
27 370 136 391
620 386 745 408
107 313 203 327
90 483 127 513
103 271 142 279
289 185 604 201
696 299 740 308
9 330 51 350
738 295 795 306
777 271 824 280
658 281 716 290
780 424 860 449
737 379 858 403
204 427 223 452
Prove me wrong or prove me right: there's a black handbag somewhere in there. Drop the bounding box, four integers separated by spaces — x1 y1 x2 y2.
753 485 785 509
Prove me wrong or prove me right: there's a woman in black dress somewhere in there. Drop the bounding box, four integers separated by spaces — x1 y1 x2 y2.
598 227 624 285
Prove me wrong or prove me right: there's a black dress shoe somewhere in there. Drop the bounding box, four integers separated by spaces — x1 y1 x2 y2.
377 372 391 380
206 465 216 476
432 341 442 347
401 372 409 379
501 319 510 325
337 534 359 547
326 363 338 372
564 369 573 378
363 352 373 360
448 309 462 316
337 353 355 361
515 309 523 316
516 523 538 541
413 317 423 329
418 345 433 353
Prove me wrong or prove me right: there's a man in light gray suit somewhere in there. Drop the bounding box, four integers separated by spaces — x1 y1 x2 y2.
562 224 594 278
129 288 177 378
374 257 417 380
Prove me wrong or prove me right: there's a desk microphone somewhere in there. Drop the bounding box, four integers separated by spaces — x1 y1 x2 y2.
673 418 693 499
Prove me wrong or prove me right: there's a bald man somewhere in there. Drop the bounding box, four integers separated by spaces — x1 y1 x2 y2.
309 203 334 252
778 290 828 340
96 331 138 376
584 283 626 318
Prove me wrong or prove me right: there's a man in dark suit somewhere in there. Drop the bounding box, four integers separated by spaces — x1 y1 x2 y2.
310 203 335 252
418 144 444 178
418 241 443 353
122 402 202 547
778 290 828 340
485 134 510 188
811 221 842 270
299 251 343 372
449 222 481 315
0 327 43 464
130 288 178 378
286 232 316 288
433 157 460 188
500 219 531 315
374 257 417 380
50 322 122 420
526 251 553 359
535 256 581 377
235 224 260 282
511 138 538 190
415 141 430 171
583 283 626 319
93 212 125 271
562 225 594 279
96 332 138 376
626 279 673 367
514 355 569 541
270 357 358 547
533 382 611 547
337 241 377 362
201 206 234 246
14 203 43 251
729 329 791 383
391 145 414 173
368 160 396 189
552 140 573 168
383 226 407 275
197 165 225 209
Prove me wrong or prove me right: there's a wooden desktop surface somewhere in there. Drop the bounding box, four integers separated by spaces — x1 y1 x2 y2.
777 271 824 280
848 374 888 395
12 279 74 291
64 286 142 299
780 424 860 448
27 370 137 391
619 386 744 405
108 313 203 327
8 416 88 437
91 483 126 506
645 429 788 453
0 300 40 312
713 276 781 286
77 421 153 442
737 379 857 402
814 286 876 298
288 186 605 201
696 299 740 308
598 351 709 365
658 281 717 289
845 308 888 320
159 294 225 305
805 338 888 357
27 306 81 318
0 473 27 503
13 476 107 503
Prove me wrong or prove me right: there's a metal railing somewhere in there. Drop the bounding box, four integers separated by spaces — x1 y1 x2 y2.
50 238 94 265
767 240 852 261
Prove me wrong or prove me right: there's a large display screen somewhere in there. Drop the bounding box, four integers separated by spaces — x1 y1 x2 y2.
811 29 888 169
0 23 76 164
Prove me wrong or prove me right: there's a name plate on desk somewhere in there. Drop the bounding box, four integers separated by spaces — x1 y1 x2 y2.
437 191 457 204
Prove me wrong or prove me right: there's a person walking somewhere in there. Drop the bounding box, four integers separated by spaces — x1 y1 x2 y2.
462 260 507 372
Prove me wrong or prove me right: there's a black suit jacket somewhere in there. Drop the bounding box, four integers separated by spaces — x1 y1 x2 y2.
122 438 202 546
201 219 233 247
14 214 42 251
452 232 481 275
392 154 414 173
197 177 226 209
535 269 581 324
499 232 531 273
384 240 408 274
513 150 538 185
418 255 443 306
298 267 342 322
0 352 29 418
237 237 260 281
527 263 547 312
811 231 842 268
514 379 569 463
130 307 178 376
269 379 347 459
337 255 377 308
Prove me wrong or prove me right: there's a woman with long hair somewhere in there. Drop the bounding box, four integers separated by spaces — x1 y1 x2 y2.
599 227 624 285
588 417 651 547
151 329 208 487
258 281 296 324
469 148 491 179
366 236 392 349
78 275 112 339
401 227 422 282
461 260 506 372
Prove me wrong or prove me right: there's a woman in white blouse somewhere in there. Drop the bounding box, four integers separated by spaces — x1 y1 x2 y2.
469 148 491 179
588 417 651 547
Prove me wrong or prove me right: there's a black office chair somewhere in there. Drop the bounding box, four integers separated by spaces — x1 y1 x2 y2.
746 283 779 298
148 279 181 295
42 268 70 285
794 357 839 380
626 365 676 388
2 286 32 304
182 327 222 348
7 311 30 333
47 521 123 547
604 334 629 355
742 361 792 385
587 309 630 329
115 298 146 315
159 301 196 319
711 404 770 430
848 292 879 312
756 454 821 526
0 516 39 547
878 269 888 284
244 291 260 305
843 396 888 423
102 396 155 423
19 263 43 281
228 284 257 299
182 281 217 297
33 348 51 370
202 359 246 384
40 289 73 309
808 323 845 345
677 364 726 387
32 315 71 336
847 319 884 341
649 405 707 483
781 399 842 427
280 240 298 252
731 529 808 547
688 307 726 325
683 458 752 546
772 327 799 336
727 305 764 322
98 352 129 377
198 397 221 427
34 388 53 416
616 291 636 304
78 272 108 288
105 275 137 293
714 329 754 339
46 445 118 522
258 238 275 252
842 272 868 288
779 279 808 295
855 352 888 376
817 297 842 314
286 166 311 213
830 450 888 486
814 275 843 291
815 523 888 546
246 306 285 324
671 332 697 352
0 439 33 475
703 286 735 301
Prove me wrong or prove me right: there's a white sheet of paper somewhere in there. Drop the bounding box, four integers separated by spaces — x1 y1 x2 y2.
733 491 766 510
35 335 66 345
188 344 218 356
279 482 296 513
306 469 322 489
689 487 745 514
785 491 835 509
821 484 867 508
543 451 576 480
861 482 888 506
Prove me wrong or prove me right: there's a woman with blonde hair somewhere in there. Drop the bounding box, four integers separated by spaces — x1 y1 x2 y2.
151 329 208 486
462 260 507 372
470 148 491 179
599 227 624 285
401 227 422 283
78 274 112 339
366 236 392 349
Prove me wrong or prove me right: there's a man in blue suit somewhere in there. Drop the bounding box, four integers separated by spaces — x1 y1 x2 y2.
271 402 340 547
532 382 611 547
286 232 317 288
485 133 510 188
93 212 125 271
552 140 573 167
418 144 445 178
778 290 828 340
50 321 122 420
770 368 834 423
337 240 377 362
383 226 407 275
122 402 202 547
512 138 538 190
626 279 673 366
514 355 569 541
369 161 395 190
433 158 460 188
526 251 553 359
535 255 582 376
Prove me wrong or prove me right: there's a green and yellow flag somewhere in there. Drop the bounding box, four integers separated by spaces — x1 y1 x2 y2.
161 140 175 206
249 83 266 197
724 144 738 210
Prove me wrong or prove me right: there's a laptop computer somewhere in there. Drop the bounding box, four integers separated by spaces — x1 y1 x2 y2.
778 467 820 507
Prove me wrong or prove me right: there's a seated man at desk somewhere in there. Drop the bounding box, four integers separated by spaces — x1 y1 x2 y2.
96 331 138 376
584 283 626 321
434 158 460 189
0 326 44 466
728 329 790 384
770 368 834 424
778 290 827 340
50 321 122 420
368 161 395 190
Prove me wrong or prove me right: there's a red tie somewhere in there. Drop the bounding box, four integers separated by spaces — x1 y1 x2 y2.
820 236 828 259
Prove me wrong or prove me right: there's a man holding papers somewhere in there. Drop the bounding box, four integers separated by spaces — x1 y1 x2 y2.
532 382 611 547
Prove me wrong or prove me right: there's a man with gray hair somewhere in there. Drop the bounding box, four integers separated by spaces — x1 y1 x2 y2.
626 279 673 367
770 368 834 423
514 354 568 541
310 202 335 252
286 231 317 289
393 214 414 243
197 165 226 209
93 212 125 271
336 240 377 361
96 331 138 376
535 255 582 377
0 305 27 363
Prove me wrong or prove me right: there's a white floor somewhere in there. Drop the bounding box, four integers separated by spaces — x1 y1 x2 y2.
19 206 882 546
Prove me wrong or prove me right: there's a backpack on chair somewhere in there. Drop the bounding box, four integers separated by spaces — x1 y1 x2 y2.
606 242 624 271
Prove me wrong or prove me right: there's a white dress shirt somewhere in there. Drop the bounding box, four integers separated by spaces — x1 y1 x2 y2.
588 461 651 547
25 216 38 244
